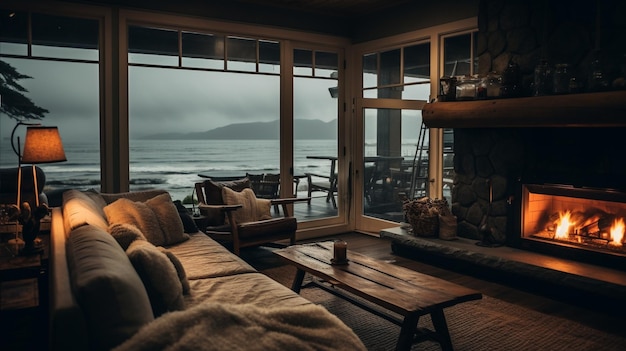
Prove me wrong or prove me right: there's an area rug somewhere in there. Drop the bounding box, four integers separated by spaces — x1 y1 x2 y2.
260 264 626 351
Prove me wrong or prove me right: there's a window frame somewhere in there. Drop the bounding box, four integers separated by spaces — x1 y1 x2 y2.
350 17 477 234
118 9 350 236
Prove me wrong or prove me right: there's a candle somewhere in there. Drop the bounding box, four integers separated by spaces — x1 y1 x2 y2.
333 240 347 262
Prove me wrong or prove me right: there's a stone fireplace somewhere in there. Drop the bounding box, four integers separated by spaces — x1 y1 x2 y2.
421 0 626 270
447 126 626 269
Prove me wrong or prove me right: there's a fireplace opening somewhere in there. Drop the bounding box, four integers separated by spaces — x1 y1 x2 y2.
520 184 626 269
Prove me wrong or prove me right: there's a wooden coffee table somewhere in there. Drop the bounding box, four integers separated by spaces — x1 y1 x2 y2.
274 241 482 351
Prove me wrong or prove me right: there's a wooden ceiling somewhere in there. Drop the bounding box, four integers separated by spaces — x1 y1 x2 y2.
233 0 413 17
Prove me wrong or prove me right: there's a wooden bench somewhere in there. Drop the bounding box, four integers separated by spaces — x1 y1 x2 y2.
274 241 482 351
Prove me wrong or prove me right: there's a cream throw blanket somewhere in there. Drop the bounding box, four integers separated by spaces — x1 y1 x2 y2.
113 302 366 351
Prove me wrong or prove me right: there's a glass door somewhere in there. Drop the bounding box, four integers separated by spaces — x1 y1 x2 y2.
293 47 342 223
355 42 431 233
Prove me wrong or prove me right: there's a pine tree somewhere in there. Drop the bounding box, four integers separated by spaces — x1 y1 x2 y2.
0 60 48 121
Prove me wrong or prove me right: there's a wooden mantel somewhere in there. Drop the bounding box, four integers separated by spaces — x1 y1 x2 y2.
422 90 626 128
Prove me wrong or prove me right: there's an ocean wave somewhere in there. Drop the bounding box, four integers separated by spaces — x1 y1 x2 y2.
47 179 101 186
129 178 166 185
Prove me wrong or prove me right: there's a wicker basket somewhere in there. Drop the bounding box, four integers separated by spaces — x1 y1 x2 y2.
408 214 439 237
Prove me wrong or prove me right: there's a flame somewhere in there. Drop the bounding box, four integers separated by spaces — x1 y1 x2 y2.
610 218 625 246
554 211 572 239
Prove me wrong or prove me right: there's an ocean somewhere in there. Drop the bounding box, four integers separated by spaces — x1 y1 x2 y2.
1 139 422 204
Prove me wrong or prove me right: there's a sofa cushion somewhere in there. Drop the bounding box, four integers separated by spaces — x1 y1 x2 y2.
222 187 257 224
184 272 313 309
166 233 256 279
66 225 154 351
104 193 189 246
108 223 147 251
62 189 108 233
126 240 185 317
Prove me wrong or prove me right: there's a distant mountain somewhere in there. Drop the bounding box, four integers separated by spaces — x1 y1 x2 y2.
142 119 337 140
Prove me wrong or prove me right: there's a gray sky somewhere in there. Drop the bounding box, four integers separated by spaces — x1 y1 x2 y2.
1 56 339 144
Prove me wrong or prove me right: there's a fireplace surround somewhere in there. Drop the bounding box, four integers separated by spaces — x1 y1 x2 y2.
423 92 626 270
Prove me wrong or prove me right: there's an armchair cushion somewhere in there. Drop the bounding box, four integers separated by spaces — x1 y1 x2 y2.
255 199 273 220
222 187 258 223
200 178 251 226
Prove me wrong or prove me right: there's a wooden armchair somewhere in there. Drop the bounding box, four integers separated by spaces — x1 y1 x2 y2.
194 178 309 255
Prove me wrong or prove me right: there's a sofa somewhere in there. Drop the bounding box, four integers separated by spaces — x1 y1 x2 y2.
49 188 366 351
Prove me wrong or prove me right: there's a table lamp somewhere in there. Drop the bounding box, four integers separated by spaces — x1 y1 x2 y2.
11 122 66 255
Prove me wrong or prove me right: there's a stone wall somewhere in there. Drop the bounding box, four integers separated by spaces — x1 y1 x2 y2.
476 0 626 95
451 0 626 243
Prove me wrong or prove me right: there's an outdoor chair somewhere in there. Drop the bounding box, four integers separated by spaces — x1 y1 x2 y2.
246 173 281 213
305 172 337 209
194 177 309 255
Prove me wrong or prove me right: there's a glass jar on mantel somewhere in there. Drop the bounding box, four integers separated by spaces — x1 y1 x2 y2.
552 63 572 94
486 72 502 98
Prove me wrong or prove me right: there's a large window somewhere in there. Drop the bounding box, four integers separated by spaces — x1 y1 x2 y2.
127 25 281 203
0 10 101 201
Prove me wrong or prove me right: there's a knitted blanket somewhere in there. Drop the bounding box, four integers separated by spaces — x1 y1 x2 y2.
113 302 366 351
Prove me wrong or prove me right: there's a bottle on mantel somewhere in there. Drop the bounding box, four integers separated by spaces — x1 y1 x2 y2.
588 50 609 92
533 59 552 96
501 61 521 98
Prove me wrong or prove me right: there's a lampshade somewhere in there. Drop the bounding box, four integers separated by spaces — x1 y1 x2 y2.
21 126 67 164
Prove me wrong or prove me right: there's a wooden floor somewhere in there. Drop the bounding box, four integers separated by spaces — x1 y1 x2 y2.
306 232 626 338
292 192 403 222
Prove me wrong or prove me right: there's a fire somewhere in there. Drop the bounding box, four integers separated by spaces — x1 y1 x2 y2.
610 218 625 246
554 211 572 239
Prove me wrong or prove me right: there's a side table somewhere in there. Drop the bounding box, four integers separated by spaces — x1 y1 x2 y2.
0 233 49 311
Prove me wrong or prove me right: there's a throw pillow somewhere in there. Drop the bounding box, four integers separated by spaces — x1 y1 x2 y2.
103 193 189 247
145 193 189 245
255 198 273 220
126 240 185 317
202 178 251 205
158 247 190 295
173 200 199 233
104 198 166 246
200 178 251 226
221 187 257 224
108 223 147 251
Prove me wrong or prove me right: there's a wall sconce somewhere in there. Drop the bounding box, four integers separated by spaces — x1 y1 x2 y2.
11 122 66 255
328 71 339 98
